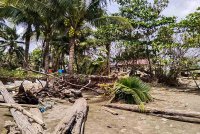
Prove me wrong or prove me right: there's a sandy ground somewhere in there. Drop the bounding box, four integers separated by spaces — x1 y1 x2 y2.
86 88 200 134
1 83 200 134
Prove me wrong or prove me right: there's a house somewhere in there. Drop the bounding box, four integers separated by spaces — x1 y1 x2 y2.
111 59 149 74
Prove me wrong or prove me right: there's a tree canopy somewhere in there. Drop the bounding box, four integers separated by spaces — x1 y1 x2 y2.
0 0 199 85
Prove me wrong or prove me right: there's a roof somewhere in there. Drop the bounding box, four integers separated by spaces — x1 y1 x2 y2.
111 59 149 67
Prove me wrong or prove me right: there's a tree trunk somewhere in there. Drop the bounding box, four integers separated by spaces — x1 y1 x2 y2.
23 24 32 69
75 52 80 74
146 44 152 75
106 43 111 76
44 34 50 73
68 38 75 74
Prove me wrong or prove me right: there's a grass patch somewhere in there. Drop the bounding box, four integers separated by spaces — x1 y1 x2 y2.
0 68 43 79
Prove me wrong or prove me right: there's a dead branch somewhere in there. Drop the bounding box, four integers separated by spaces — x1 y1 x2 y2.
102 107 118 115
80 80 91 91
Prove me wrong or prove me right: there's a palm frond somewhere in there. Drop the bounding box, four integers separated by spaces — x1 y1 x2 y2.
93 16 133 30
113 77 152 104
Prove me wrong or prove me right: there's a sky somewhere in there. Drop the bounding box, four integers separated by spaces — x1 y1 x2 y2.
18 0 200 52
107 0 200 21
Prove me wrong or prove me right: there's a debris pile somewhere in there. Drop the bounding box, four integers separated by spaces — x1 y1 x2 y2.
32 74 117 102
0 80 88 134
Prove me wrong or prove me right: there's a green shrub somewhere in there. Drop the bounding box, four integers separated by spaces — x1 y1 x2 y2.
113 77 152 104
0 68 42 78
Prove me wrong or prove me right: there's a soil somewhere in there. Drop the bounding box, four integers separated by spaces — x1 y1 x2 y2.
0 79 200 134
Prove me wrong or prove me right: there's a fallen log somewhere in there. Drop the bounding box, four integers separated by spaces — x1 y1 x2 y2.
104 103 200 119
0 103 45 127
0 103 38 108
53 98 88 134
0 95 4 102
71 100 88 134
7 85 20 91
0 81 37 134
4 120 21 134
30 108 44 133
151 114 200 124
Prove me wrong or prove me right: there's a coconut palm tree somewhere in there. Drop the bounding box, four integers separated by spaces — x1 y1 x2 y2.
0 4 41 69
1 0 63 72
0 24 24 67
52 0 110 74
1 0 131 74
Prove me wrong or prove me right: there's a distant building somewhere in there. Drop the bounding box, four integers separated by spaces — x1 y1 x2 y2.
111 59 149 73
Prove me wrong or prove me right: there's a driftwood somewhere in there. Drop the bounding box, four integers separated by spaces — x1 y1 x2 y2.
53 98 88 134
29 73 110 99
5 85 19 92
102 107 118 115
30 108 44 133
14 83 39 104
0 81 37 134
104 103 200 123
0 103 45 127
64 81 104 94
0 103 38 108
45 97 68 103
80 80 91 91
0 95 4 102
151 113 200 124
105 103 200 118
4 120 21 134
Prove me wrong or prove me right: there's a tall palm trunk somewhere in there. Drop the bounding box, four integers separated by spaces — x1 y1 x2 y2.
52 51 59 71
68 38 75 74
146 35 153 76
106 43 111 75
44 34 50 73
146 44 152 74
23 24 31 69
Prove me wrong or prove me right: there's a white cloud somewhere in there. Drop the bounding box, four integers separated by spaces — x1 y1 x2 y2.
16 26 25 35
161 0 200 20
107 1 119 14
107 0 200 20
